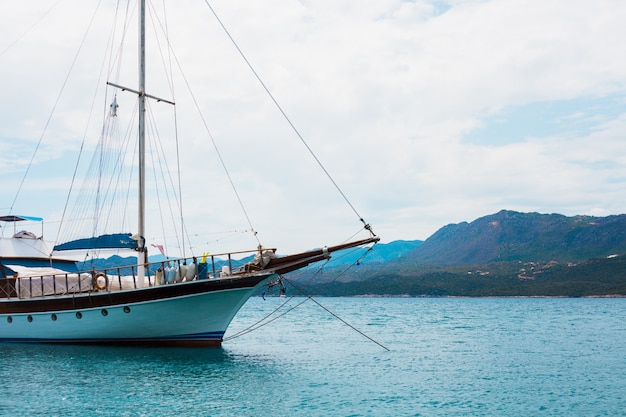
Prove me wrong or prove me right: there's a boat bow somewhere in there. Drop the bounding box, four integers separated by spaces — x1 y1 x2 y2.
256 236 380 275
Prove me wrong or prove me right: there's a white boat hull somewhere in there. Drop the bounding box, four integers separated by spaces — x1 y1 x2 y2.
0 275 274 346
0 235 378 347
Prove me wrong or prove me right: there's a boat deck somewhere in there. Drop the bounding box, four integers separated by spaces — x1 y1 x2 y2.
0 249 267 300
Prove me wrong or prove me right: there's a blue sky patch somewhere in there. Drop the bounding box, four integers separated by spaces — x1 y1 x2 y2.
464 94 626 146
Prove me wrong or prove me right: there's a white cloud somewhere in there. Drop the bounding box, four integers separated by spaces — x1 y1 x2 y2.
1 0 626 254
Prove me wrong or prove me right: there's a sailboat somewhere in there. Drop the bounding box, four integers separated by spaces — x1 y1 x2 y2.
0 2 378 346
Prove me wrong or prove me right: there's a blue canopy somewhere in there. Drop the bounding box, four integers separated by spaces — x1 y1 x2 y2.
53 233 141 251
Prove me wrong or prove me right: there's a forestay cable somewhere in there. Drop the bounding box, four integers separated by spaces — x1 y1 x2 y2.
201 0 375 236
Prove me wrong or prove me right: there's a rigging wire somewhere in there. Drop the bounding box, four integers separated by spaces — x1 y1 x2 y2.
107 0 134 83
145 99 190 256
56 1 129 244
160 1 188 258
201 0 376 237
0 0 63 58
146 101 181 256
82 0 132 242
144 8 262 249
117 104 139 237
57 1 190 256
148 0 189 257
5 0 107 246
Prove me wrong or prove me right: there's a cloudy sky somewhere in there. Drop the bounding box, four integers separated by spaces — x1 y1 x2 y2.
1 0 626 255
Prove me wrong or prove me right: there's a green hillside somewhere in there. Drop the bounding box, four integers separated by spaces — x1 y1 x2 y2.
286 210 626 297
401 210 626 265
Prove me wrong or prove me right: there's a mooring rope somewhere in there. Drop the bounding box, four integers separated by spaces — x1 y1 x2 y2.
222 296 309 341
284 277 390 352
309 295 390 352
223 258 333 341
225 244 389 351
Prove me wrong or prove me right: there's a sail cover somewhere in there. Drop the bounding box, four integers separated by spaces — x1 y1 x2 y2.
53 233 140 251
0 215 43 222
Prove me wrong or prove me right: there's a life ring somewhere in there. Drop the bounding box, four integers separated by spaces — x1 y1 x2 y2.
94 273 107 290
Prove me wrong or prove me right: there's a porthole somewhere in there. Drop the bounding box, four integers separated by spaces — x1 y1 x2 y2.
27 315 33 322
123 306 131 313
6 316 12 324
101 309 108 316
51 314 57 321
76 312 82 319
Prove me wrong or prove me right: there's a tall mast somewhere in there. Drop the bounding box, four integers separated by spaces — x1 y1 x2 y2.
138 0 147 262
107 0 173 279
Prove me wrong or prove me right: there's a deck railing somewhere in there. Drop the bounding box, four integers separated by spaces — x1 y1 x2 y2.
0 248 271 300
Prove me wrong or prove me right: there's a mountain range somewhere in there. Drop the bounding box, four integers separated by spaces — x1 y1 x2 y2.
288 210 626 297
324 210 626 266
400 209 626 265
84 210 626 296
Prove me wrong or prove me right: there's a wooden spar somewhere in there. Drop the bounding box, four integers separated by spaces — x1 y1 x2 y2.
264 236 380 274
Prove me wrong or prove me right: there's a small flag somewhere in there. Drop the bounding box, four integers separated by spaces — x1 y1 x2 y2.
151 244 166 257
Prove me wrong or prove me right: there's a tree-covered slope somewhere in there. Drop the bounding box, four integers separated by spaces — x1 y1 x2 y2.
400 210 626 265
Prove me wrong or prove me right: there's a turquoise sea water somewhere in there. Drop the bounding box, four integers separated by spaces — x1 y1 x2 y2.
0 297 624 416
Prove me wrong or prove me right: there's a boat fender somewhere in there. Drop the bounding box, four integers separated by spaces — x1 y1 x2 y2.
165 265 176 284
94 273 107 291
185 261 196 281
175 264 184 283
155 268 164 285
